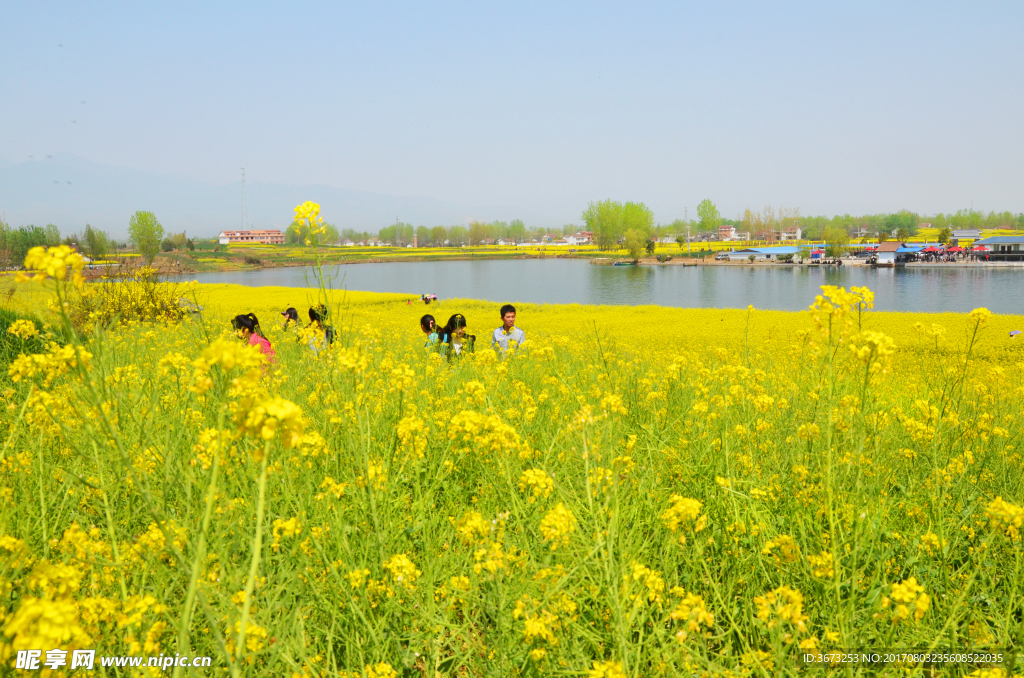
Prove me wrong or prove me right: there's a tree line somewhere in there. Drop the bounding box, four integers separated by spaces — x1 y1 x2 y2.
2 204 1022 267
0 211 187 267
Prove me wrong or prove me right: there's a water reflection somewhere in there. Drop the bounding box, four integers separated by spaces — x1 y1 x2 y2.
586 265 655 305
182 260 1024 314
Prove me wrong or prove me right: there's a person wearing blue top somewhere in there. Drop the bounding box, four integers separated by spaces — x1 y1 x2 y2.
492 304 525 352
420 314 439 347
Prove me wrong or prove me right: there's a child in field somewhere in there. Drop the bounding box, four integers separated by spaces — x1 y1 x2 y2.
232 313 277 363
439 314 475 358
281 307 300 330
421 314 439 347
491 304 525 352
308 305 335 354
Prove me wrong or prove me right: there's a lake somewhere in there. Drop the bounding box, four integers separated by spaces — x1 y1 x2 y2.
182 260 1024 314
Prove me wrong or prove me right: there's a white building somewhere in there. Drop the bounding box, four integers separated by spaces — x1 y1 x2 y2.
875 241 904 266
566 231 594 246
952 229 982 239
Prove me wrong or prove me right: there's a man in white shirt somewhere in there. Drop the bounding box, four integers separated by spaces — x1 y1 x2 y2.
492 304 525 352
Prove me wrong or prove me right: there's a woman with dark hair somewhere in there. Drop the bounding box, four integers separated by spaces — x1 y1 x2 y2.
232 313 276 362
308 305 335 353
438 313 475 357
421 314 438 348
281 307 300 330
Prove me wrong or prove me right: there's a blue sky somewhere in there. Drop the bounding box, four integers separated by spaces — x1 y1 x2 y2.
2 1 1022 230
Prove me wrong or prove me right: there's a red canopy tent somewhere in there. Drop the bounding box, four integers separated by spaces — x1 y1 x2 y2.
946 246 964 252
921 246 942 253
972 245 989 252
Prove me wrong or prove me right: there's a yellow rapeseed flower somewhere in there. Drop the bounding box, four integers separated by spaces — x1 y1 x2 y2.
6 319 39 339
539 503 576 550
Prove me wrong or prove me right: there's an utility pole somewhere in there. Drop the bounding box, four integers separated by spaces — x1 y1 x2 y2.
685 207 691 252
241 167 251 232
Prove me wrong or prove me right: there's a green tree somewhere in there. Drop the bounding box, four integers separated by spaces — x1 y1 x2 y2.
824 225 850 258
581 200 624 250
885 210 919 237
645 239 656 255
623 229 646 261
186 238 195 251
430 226 448 246
937 228 951 245
416 226 431 246
622 202 655 236
83 224 110 258
452 226 469 245
170 232 188 250
697 199 721 233
509 219 526 242
950 209 982 230
128 211 164 264
468 221 489 245
44 224 61 246
0 218 10 266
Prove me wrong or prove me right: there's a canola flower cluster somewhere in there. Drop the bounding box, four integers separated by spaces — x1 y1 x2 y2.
1 255 1023 676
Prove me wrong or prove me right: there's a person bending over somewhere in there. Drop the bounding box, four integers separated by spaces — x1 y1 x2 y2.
492 304 525 352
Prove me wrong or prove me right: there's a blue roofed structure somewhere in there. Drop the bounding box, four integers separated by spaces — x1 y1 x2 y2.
975 236 1024 255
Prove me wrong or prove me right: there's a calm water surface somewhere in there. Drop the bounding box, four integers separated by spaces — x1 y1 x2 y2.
183 260 1024 314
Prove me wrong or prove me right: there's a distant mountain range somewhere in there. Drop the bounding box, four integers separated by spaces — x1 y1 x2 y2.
0 154 483 237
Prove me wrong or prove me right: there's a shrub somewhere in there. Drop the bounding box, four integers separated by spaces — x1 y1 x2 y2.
65 264 196 329
244 256 263 266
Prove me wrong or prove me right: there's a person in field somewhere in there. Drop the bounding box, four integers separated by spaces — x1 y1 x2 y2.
421 314 439 347
492 304 525 352
308 305 335 353
281 307 300 330
438 314 475 358
232 313 276 363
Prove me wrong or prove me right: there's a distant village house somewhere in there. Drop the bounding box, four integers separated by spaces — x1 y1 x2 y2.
566 231 594 246
218 229 285 245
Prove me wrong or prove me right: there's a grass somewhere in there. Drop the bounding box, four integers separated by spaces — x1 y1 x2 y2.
0 269 1023 677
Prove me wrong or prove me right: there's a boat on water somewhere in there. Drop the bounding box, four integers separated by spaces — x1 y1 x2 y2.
613 261 637 266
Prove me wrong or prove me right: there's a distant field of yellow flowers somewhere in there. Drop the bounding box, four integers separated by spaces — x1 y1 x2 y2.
2 244 1024 677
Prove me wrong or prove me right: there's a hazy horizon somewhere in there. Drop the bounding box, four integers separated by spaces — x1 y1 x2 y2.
3 2 1023 237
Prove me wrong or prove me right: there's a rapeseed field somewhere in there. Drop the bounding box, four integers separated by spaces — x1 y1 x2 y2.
1 245 1023 677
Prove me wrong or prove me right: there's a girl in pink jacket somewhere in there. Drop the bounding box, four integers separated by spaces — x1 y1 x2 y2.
232 313 277 364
